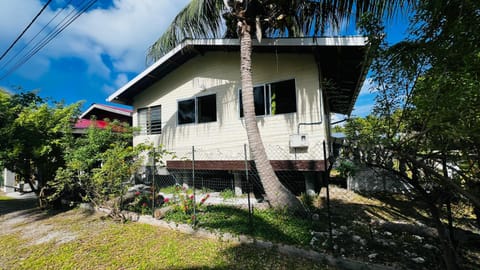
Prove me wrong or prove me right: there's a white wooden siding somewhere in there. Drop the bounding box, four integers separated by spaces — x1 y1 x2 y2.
132 51 328 161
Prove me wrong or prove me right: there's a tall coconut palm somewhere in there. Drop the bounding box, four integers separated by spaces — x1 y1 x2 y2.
147 0 413 210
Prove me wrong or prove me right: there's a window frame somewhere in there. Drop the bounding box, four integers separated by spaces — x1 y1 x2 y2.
177 93 217 126
137 105 162 135
238 78 297 118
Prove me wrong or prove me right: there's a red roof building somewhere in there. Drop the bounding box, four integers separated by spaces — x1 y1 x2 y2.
73 103 132 134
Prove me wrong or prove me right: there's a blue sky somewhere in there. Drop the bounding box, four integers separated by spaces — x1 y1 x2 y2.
0 0 410 116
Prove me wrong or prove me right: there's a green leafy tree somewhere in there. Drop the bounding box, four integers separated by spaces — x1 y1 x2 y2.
147 0 414 211
344 2 480 268
0 91 80 195
91 141 149 205
47 120 140 204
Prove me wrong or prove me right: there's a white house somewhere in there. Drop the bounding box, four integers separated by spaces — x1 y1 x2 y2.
2 168 16 193
107 37 369 194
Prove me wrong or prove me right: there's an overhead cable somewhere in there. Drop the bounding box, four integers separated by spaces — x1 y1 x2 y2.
0 0 74 71
0 0 98 80
0 0 53 62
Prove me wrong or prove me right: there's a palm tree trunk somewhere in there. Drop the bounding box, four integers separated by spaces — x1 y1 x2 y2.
239 21 302 211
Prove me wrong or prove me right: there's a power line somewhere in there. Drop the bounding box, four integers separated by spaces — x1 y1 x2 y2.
0 0 53 62
0 0 75 71
0 0 98 80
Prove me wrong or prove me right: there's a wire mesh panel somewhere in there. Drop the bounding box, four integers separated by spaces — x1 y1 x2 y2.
126 143 467 268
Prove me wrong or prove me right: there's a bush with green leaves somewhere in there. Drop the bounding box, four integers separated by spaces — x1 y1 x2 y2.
336 159 357 179
46 119 153 208
220 189 235 200
125 191 164 215
91 142 149 205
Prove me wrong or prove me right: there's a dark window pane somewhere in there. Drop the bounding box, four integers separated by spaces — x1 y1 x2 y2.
270 79 296 115
239 90 243 117
178 99 195 124
239 86 268 117
197 94 216 123
253 85 266 116
150 105 161 134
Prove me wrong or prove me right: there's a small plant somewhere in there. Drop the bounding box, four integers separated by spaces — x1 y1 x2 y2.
126 190 164 215
162 184 211 224
220 189 235 200
337 159 357 178
159 185 178 194
299 192 315 212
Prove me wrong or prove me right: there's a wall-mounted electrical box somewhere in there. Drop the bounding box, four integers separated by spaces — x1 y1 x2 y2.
289 134 309 148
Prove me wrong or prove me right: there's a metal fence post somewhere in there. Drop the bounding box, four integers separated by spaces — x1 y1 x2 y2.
192 145 196 226
323 140 333 251
152 148 156 217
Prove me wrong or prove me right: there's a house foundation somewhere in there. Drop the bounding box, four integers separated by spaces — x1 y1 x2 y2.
233 172 243 196
303 171 320 196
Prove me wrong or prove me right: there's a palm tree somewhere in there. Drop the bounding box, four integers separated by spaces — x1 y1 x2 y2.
147 0 413 211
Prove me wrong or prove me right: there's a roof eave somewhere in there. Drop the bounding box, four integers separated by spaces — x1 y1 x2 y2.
80 103 132 119
345 41 372 116
107 37 368 106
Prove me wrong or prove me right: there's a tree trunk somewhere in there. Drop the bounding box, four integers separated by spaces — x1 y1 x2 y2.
403 165 459 270
238 21 302 211
427 201 460 270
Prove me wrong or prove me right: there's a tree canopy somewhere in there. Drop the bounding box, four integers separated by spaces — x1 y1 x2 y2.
342 1 480 268
0 91 80 194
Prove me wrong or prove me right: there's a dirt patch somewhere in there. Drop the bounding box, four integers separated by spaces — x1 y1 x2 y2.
0 202 80 246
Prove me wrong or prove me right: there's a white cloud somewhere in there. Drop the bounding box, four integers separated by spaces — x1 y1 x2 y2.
114 73 128 87
0 0 190 80
0 1 43 44
66 0 190 72
330 113 348 126
352 104 374 117
102 72 128 94
359 77 377 97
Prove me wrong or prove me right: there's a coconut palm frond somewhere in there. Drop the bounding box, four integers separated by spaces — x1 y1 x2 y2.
147 0 227 63
297 0 416 36
147 0 416 64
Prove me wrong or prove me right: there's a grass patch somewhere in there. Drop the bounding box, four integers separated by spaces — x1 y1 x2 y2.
163 188 479 269
0 208 331 270
165 205 320 246
220 189 236 200
158 185 177 194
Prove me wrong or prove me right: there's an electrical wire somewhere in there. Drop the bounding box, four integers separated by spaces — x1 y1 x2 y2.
0 0 98 80
0 0 74 71
0 0 52 62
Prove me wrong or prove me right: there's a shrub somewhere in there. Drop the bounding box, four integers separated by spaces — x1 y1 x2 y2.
165 185 210 224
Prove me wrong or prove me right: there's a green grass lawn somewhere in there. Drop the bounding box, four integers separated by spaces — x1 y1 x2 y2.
2 187 479 269
0 206 332 270
162 187 480 270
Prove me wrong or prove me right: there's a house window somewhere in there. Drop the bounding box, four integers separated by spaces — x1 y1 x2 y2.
178 94 217 125
138 105 161 134
239 79 296 117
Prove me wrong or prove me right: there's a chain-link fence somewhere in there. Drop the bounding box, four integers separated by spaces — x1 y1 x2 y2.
125 142 479 269
137 142 329 208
